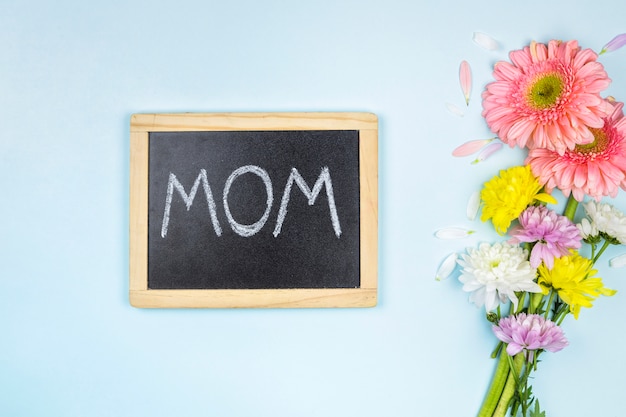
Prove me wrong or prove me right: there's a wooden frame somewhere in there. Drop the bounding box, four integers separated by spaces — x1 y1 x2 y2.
129 112 378 308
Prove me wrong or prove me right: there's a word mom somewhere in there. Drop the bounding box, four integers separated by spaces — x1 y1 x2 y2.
160 165 342 238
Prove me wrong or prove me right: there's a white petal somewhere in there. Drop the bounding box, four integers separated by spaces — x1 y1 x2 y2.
446 102 464 117
435 227 475 239
473 32 499 51
610 253 626 268
466 190 481 221
436 253 458 281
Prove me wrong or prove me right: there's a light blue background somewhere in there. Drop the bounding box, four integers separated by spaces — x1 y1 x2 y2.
2 1 625 416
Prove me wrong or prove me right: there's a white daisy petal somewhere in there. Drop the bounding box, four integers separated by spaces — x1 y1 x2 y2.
610 253 626 268
435 227 475 239
466 190 481 221
446 102 464 117
576 218 598 240
436 252 458 281
473 32 499 51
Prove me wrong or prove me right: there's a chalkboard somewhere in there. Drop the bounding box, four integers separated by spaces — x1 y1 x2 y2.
130 113 378 308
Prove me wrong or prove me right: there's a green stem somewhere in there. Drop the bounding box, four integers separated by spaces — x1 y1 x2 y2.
590 242 597 263
554 304 569 326
515 292 527 314
492 353 525 417
491 341 504 359
563 195 579 221
528 292 543 315
477 352 511 417
544 289 555 320
593 239 611 264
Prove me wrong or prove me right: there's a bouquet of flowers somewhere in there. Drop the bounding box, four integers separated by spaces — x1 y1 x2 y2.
436 34 626 417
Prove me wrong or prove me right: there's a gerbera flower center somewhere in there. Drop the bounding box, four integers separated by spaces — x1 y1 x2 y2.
526 73 564 109
574 128 609 154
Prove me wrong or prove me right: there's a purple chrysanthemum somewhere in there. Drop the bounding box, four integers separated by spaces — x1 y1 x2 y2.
492 313 568 358
508 205 582 268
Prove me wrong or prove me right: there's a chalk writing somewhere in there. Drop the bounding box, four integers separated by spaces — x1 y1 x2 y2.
223 165 274 237
161 169 222 238
273 167 341 238
160 166 341 238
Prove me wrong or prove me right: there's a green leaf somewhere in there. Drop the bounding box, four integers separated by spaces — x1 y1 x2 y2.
530 400 546 417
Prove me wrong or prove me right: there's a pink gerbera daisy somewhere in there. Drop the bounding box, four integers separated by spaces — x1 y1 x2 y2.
527 100 626 201
482 40 612 154
508 205 582 268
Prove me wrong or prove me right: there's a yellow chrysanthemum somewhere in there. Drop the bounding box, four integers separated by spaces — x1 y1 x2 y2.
538 251 616 319
480 165 556 234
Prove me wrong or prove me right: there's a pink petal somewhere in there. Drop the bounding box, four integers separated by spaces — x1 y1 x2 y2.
459 60 472 106
471 142 503 164
506 343 524 357
600 33 626 54
452 137 496 157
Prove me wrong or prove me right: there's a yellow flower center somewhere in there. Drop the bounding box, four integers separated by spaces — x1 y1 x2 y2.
574 128 609 154
527 73 564 109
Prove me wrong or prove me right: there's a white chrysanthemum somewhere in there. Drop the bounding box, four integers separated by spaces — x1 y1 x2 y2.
457 242 541 311
582 200 626 244
577 218 599 241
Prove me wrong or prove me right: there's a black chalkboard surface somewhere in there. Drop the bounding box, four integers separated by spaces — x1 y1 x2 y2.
130 113 378 308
